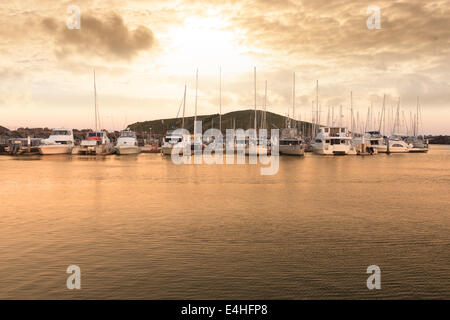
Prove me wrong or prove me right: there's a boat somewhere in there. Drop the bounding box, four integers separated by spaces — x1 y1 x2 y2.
161 130 187 156
279 73 304 156
74 130 114 155
353 131 386 154
7 137 43 155
72 70 114 155
115 130 140 155
245 67 269 156
39 128 74 155
387 136 411 153
408 97 428 153
312 127 357 155
279 128 305 156
409 137 429 153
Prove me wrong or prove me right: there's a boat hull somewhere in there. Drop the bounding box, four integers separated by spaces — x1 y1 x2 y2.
39 145 72 155
279 145 305 156
74 144 114 155
312 145 356 155
409 148 428 153
115 146 140 155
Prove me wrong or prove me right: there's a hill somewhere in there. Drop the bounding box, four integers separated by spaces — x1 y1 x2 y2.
128 109 313 135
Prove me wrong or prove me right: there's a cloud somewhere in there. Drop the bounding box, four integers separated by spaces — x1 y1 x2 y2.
41 12 155 61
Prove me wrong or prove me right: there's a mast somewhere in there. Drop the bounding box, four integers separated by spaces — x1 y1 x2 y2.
350 91 353 134
293 72 296 129
195 68 198 123
254 67 257 131
316 80 319 131
416 96 419 137
219 67 222 133
264 80 267 130
93 69 98 131
378 94 386 134
182 85 186 129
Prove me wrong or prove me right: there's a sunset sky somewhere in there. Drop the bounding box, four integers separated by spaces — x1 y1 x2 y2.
0 0 449 134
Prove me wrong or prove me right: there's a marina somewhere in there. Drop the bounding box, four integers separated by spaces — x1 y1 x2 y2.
1 0 449 304
1 145 449 299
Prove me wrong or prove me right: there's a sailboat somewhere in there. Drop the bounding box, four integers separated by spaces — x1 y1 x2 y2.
386 98 411 153
161 85 190 156
73 70 114 155
409 97 429 153
245 67 269 156
279 73 305 156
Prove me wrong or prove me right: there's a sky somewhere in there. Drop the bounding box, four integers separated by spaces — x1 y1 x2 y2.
0 0 449 134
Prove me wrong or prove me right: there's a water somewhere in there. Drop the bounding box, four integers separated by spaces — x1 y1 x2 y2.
0 146 449 299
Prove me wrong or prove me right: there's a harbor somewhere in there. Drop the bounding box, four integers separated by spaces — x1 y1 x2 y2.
1 145 449 299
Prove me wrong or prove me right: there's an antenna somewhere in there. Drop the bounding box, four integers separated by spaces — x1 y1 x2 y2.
219 67 222 133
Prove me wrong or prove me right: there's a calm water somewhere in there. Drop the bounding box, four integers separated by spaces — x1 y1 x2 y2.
0 146 449 299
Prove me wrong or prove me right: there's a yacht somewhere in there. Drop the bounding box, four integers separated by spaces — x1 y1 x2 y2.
39 128 74 155
161 130 188 156
115 130 140 155
408 136 429 153
279 128 304 156
387 136 411 153
312 127 357 155
353 131 386 154
73 131 114 155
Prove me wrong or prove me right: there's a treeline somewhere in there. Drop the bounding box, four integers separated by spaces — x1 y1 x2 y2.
427 135 450 144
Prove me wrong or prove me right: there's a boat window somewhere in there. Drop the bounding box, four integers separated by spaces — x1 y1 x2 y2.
88 132 102 138
51 130 70 135
341 128 345 133
331 139 340 145
392 144 403 148
341 140 346 144
324 128 329 133
315 139 322 143
121 131 136 138
325 140 330 143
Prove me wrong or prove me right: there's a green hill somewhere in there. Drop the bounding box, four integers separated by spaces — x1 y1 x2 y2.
129 109 313 135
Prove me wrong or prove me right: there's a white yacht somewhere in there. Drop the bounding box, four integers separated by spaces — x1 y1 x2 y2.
387 137 411 153
279 128 304 156
115 130 140 155
73 131 114 155
39 128 74 155
312 127 357 155
353 131 387 154
161 130 188 156
408 136 429 153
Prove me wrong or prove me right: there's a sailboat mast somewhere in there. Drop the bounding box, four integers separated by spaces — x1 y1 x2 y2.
416 96 419 137
182 85 186 129
93 69 99 131
195 68 198 123
254 67 257 131
264 80 267 130
350 91 353 135
316 80 319 131
219 67 222 133
293 72 296 129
